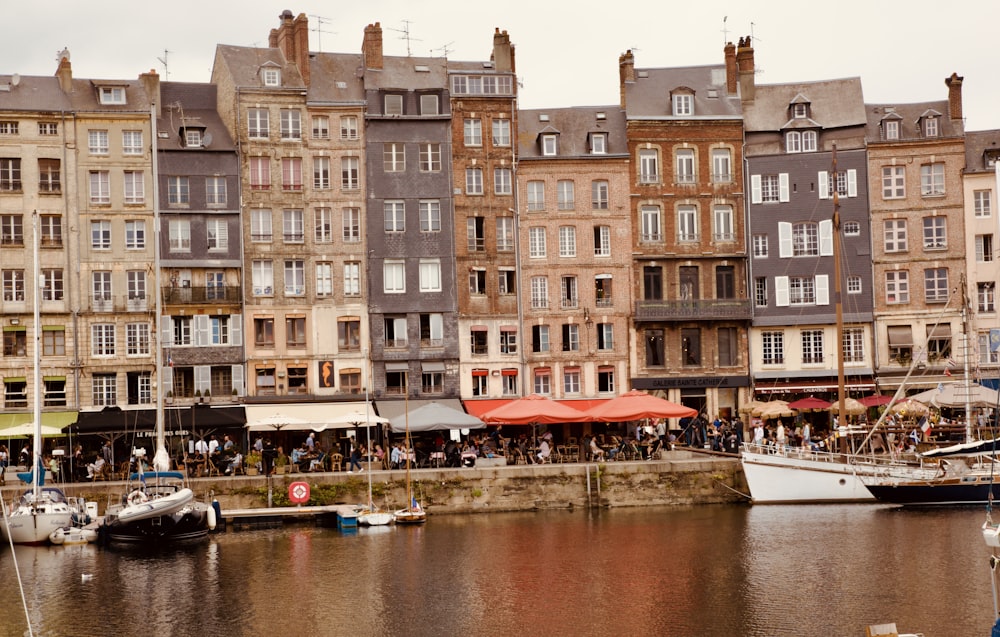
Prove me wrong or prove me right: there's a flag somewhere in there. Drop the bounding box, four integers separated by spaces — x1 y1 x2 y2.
944 368 952 377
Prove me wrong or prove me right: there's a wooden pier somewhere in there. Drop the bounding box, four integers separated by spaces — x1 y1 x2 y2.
219 503 358 531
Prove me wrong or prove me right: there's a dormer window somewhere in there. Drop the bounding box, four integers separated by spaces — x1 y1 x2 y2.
986 151 1000 168
590 133 607 155
420 94 439 115
786 130 818 153
184 128 203 148
884 119 900 140
542 134 558 156
261 67 281 87
98 87 126 105
923 117 939 138
793 103 808 118
385 94 404 116
672 93 693 116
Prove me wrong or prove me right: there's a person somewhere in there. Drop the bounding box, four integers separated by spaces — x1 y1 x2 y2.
87 455 106 479
20 444 30 468
0 444 7 484
261 438 276 475
389 444 402 470
753 422 765 446
208 435 220 456
348 443 364 473
589 436 605 462
776 421 787 450
537 438 551 464
305 432 315 451
223 435 234 452
195 437 209 456
253 435 264 454
801 422 811 449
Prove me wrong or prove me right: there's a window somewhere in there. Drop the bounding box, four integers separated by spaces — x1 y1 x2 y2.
202 218 227 251
91 271 112 305
340 116 358 140
495 168 512 195
248 108 269 138
384 201 405 232
762 331 784 365
924 268 949 303
847 275 862 294
533 369 551 395
716 266 736 300
0 121 16 135
89 171 110 204
383 143 405 172
792 222 819 256
338 319 361 351
0 158 20 192
417 200 441 233
976 235 994 263
752 234 768 258
672 94 693 116
597 323 614 351
167 176 189 204
590 133 607 154
251 209 272 242
884 119 900 140
558 226 577 257
284 260 305 296
251 259 273 296
531 325 550 353
492 119 511 146
594 226 611 257
312 116 330 139
920 163 945 196
711 149 732 183
1 270 24 301
595 276 613 306
464 118 482 146
500 328 518 354
281 158 302 191
542 134 558 156
341 157 359 189
255 367 276 395
979 283 996 313
561 276 578 309
465 168 483 195
563 368 581 394
40 215 62 247
419 259 441 292
469 268 486 295
598 367 616 393
1 215 23 245
717 327 738 366
207 316 230 345
528 227 546 258
640 206 661 242
126 323 150 356
592 180 609 209
923 117 939 137
126 269 146 302
41 268 63 301
923 217 946 250
677 206 698 242
122 171 144 204
561 324 580 352
280 109 301 140
885 270 909 304
39 122 57 136
497 217 514 252
883 219 907 253
761 175 781 203
675 149 695 183
471 371 488 396
802 131 817 152
975 190 992 217
122 130 143 155
313 157 331 189
184 128 203 147
254 318 274 346
787 131 801 153
499 269 516 295
340 370 361 394
316 262 333 296
344 262 361 296
38 158 60 193
341 207 360 243
421 369 443 394
419 143 441 172
713 205 734 242
88 130 109 154
679 267 699 302
384 261 405 293
419 313 443 347
91 220 111 249
206 176 227 205
171 315 192 346
645 329 665 367
801 329 824 364
681 328 701 366
286 317 306 347
754 277 768 307
98 86 126 104
168 219 191 251
882 166 905 199
283 209 304 243
981 332 1000 364
92 324 116 356
639 149 659 183
643 266 663 301
384 317 408 348
92 374 117 406
789 276 816 305
466 217 485 252
249 157 271 190
527 181 545 211
2 328 25 356
42 328 65 356
530 276 548 309
927 326 952 362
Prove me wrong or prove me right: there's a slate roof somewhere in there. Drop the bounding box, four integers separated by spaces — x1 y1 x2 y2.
364 56 447 91
743 77 866 132
965 129 1000 173
518 105 627 159
624 64 741 119
213 44 305 89
865 99 961 140
0 74 150 113
307 52 365 103
156 82 235 151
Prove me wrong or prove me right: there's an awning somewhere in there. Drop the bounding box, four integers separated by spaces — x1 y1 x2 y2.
0 411 77 430
421 361 446 372
754 380 877 394
887 326 913 346
245 402 378 431
377 398 464 422
463 398 610 419
927 324 952 338
74 406 246 435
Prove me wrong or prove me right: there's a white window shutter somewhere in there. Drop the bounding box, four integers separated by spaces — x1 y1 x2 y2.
775 276 790 307
750 175 762 204
231 365 244 396
430 313 443 340
778 222 793 258
819 219 833 256
161 315 173 347
161 366 173 392
230 313 243 347
778 173 790 202
847 169 857 197
818 171 829 200
194 315 210 347
815 274 829 305
194 365 211 393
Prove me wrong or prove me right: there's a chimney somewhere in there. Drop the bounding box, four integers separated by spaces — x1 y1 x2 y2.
618 50 635 109
493 28 514 72
736 36 755 102
139 69 161 117
55 48 72 94
724 42 737 95
362 22 384 70
945 72 964 121
269 10 311 86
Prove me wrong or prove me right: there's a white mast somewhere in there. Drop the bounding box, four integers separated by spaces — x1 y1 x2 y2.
150 101 169 472
31 211 41 494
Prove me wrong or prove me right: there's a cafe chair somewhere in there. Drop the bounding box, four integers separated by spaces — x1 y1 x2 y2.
330 453 343 472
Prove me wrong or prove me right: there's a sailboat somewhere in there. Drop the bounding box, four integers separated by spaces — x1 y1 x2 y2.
357 350 392 526
0 212 76 545
393 390 426 525
98 102 215 543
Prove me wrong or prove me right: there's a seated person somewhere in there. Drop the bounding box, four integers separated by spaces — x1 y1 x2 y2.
589 436 606 462
537 439 551 464
87 456 106 478
225 451 243 475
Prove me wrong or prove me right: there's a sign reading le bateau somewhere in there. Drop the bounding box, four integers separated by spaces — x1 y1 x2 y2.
632 376 750 390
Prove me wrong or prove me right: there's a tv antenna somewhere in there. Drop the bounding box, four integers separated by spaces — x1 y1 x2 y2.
721 16 729 45
157 49 171 80
309 14 336 52
388 20 421 57
431 41 454 58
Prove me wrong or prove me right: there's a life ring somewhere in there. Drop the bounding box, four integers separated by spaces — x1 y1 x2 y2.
127 490 148 506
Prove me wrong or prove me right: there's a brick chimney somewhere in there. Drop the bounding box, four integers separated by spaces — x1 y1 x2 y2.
618 50 635 109
269 10 311 86
139 69 161 117
736 36 755 102
724 42 737 95
492 28 514 72
945 72 964 121
362 22 384 70
55 48 72 94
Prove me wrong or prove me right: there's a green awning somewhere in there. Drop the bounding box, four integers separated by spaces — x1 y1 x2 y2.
4 377 26 383
2 326 26 332
0 411 77 431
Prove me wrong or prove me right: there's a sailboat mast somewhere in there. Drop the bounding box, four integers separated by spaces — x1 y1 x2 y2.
31 211 41 495
150 101 169 471
832 144 846 447
961 275 973 443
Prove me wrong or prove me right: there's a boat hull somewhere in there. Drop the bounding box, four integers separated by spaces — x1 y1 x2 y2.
741 448 877 503
358 510 393 526
102 503 211 543
866 477 1000 506
393 509 426 525
116 488 194 524
1 488 77 545
50 526 98 545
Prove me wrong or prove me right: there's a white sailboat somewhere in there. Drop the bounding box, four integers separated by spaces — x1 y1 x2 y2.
393 390 426 525
0 212 75 544
357 350 392 526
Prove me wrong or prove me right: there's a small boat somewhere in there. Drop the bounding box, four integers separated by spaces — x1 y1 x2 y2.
49 525 97 545
357 504 394 527
393 392 426 525
101 471 215 543
865 458 1000 506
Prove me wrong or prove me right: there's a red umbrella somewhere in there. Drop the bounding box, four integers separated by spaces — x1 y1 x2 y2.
858 394 893 408
586 390 697 422
480 394 591 425
787 396 832 411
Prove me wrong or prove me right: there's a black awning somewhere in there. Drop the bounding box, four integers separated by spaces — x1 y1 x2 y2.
73 405 245 435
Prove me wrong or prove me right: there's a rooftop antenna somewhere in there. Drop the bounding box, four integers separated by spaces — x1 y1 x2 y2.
388 20 421 57
722 16 729 45
749 23 765 76
156 49 171 80
309 14 336 52
431 41 454 58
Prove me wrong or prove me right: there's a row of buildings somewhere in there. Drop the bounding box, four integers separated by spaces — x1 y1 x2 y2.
1 11 998 437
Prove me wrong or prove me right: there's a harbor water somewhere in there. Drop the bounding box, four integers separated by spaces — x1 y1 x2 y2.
0 504 993 636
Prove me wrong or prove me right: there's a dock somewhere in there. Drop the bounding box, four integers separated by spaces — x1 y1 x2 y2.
219 503 359 531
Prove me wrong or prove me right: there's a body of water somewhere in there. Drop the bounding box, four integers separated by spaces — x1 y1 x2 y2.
0 504 994 636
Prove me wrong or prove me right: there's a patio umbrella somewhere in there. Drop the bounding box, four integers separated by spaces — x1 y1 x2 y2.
738 400 768 415
787 396 832 412
908 383 1000 409
326 409 389 429
757 401 796 420
480 394 591 425
586 389 697 422
0 422 66 438
389 401 485 433
245 413 312 432
888 398 930 417
858 394 893 408
828 397 866 416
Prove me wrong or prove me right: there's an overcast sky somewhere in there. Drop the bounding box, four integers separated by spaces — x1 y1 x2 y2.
7 1 1000 130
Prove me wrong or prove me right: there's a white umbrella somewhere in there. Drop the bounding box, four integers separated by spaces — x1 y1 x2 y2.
245 413 312 432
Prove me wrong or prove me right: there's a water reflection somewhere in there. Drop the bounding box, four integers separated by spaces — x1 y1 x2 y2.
0 505 992 636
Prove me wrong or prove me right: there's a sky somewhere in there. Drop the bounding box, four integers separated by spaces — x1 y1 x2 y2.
6 1 1000 130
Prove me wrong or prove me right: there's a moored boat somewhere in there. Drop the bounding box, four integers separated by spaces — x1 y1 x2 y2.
49 525 98 545
100 471 214 543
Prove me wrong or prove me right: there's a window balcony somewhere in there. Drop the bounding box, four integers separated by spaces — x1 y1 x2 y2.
161 285 243 305
634 298 751 322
